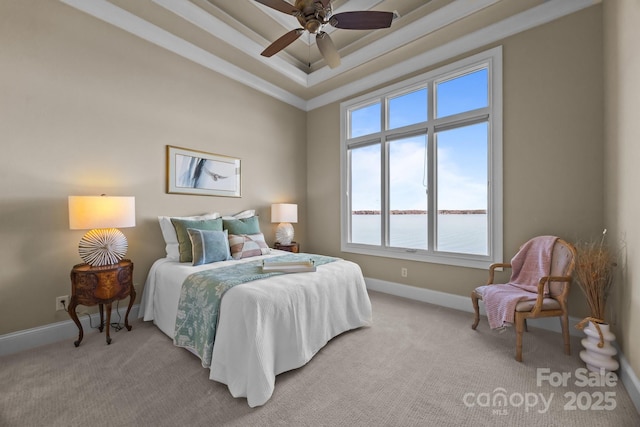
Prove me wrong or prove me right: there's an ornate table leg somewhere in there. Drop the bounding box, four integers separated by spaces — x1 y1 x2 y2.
98 304 104 332
124 286 136 332
105 302 112 345
68 296 84 347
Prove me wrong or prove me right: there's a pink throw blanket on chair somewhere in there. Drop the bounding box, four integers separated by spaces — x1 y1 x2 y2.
483 236 558 329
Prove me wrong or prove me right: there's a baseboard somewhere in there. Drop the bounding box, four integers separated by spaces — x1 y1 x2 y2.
365 277 586 335
0 304 139 357
365 277 640 413
616 343 640 414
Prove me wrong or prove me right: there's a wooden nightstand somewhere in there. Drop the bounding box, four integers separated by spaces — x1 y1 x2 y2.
273 242 299 253
68 259 135 347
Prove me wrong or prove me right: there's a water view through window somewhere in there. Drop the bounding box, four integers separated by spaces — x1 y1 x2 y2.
351 213 488 255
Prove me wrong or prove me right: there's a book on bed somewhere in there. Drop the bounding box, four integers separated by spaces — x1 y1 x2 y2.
261 259 316 273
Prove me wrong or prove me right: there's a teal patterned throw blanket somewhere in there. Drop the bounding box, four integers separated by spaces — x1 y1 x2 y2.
174 253 338 367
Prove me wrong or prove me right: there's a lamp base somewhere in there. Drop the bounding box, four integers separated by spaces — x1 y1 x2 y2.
78 228 128 267
275 223 294 246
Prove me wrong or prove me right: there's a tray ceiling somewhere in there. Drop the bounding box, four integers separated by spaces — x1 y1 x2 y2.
60 0 599 110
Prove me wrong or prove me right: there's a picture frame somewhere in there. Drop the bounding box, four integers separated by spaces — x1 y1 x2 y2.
166 145 241 197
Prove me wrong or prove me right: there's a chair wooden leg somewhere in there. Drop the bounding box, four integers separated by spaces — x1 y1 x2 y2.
561 313 571 355
471 292 480 330
524 319 528 332
515 313 525 362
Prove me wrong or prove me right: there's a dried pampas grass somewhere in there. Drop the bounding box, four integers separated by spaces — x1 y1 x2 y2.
574 229 616 322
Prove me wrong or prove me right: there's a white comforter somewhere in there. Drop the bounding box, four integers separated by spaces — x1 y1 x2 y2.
139 251 372 407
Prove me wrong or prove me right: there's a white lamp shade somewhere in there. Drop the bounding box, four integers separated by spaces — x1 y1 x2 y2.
271 203 298 224
68 196 136 230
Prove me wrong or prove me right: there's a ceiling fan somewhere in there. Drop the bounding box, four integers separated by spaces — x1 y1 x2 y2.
255 0 394 69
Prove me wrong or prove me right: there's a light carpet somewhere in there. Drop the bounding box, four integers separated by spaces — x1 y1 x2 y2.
1 291 638 426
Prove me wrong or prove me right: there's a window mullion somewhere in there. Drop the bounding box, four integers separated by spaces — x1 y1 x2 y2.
381 97 389 248
427 81 435 253
382 136 390 248
433 112 489 133
346 148 353 244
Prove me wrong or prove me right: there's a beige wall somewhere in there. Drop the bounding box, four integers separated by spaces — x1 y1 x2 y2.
307 7 604 320
3 1 628 373
603 0 640 380
0 0 307 335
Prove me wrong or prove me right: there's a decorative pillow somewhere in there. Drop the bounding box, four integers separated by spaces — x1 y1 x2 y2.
158 213 220 260
223 215 261 236
187 229 231 266
171 217 223 263
228 233 270 259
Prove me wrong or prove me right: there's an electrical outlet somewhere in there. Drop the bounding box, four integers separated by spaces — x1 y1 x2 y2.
401 267 408 278
56 295 69 311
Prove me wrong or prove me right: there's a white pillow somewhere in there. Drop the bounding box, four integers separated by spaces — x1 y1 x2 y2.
158 213 221 260
222 209 256 220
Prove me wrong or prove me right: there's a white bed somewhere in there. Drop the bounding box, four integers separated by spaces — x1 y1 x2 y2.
139 250 372 407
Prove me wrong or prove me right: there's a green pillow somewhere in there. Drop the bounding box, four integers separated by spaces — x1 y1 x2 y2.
222 215 261 235
187 229 231 266
171 217 223 262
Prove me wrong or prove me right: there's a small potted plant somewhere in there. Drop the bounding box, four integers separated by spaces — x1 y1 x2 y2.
574 229 619 372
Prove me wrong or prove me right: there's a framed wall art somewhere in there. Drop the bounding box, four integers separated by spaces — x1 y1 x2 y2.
167 145 241 197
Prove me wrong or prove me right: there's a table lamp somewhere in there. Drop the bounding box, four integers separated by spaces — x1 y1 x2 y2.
271 203 298 245
68 195 136 266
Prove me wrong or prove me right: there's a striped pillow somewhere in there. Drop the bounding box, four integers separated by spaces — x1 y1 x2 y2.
187 229 231 266
228 233 270 259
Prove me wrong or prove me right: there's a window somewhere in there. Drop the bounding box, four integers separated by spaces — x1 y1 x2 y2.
340 47 502 269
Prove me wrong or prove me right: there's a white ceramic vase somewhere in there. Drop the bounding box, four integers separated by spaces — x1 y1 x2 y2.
579 321 619 373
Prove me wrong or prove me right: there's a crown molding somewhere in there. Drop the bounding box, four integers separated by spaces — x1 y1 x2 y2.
59 0 308 109
154 0 309 87
307 0 602 110
59 0 601 111
306 0 499 86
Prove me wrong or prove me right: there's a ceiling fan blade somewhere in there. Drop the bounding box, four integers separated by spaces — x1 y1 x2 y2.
330 11 394 30
316 32 340 69
254 0 299 16
261 29 304 57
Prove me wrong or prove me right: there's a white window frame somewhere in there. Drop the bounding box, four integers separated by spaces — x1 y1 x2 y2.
340 46 503 269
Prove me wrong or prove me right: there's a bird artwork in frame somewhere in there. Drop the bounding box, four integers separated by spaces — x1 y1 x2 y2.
166 145 241 197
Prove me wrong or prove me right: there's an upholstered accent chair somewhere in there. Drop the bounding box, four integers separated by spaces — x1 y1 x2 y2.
471 238 576 362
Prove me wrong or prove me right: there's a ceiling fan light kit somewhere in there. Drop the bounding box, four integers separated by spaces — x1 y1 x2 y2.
256 0 394 69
